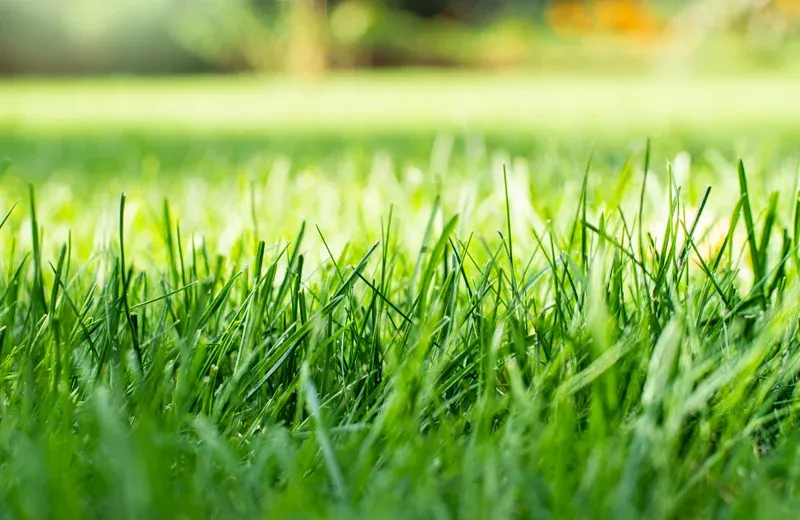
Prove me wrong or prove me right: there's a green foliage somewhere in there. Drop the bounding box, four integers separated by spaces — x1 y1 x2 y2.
1 125 800 518
4 0 800 74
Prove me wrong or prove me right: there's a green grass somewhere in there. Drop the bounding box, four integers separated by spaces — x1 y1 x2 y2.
3 77 800 518
3 72 800 136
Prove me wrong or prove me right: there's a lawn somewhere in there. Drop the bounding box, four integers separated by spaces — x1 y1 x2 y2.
2 74 800 518
3 72 800 135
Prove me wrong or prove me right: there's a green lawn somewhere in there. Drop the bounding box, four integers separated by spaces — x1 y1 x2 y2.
3 72 800 135
2 75 800 518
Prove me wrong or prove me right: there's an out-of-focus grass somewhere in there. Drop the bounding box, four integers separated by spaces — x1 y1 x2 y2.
2 72 799 136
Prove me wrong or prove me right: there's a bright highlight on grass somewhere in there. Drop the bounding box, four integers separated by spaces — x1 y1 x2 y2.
1 130 800 518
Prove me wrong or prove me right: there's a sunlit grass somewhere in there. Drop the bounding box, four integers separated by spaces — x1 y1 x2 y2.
3 77 800 517
2 72 800 135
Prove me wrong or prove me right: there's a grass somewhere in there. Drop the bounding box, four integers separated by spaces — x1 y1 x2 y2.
3 76 800 518
3 72 800 136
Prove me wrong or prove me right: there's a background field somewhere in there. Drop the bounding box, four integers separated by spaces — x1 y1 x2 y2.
4 73 800 134
4 73 799 267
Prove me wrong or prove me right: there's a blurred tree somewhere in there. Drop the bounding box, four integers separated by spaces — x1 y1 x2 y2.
3 0 798 75
287 0 329 75
0 0 201 74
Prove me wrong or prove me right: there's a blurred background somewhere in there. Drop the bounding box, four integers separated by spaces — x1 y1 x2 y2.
3 0 800 180
1 0 800 77
1 0 800 259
